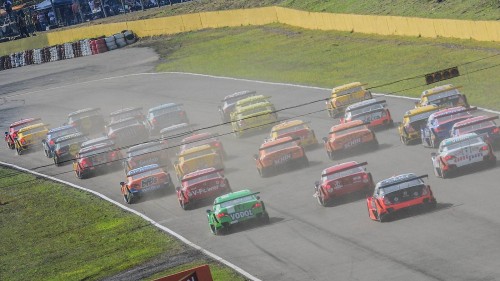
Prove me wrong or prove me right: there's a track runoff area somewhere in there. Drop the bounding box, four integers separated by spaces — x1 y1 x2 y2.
2 62 500 280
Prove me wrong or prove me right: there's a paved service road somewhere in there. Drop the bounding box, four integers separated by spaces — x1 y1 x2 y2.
1 48 500 281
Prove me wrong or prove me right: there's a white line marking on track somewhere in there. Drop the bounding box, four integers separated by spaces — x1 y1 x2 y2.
0 161 262 281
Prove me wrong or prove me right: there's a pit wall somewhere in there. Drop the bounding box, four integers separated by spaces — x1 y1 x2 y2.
1 6 499 56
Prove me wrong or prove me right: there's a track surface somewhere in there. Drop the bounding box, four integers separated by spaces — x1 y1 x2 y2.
2 48 500 281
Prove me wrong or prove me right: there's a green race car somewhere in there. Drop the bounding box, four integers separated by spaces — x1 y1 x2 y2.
206 189 270 235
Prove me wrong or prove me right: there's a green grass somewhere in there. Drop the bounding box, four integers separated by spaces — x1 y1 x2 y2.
0 167 243 281
147 24 500 110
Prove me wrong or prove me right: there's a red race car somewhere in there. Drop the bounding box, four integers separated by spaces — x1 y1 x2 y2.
179 132 226 159
314 161 374 206
120 164 173 204
73 142 121 179
366 174 436 222
176 168 231 210
4 118 41 149
323 120 378 160
341 99 393 129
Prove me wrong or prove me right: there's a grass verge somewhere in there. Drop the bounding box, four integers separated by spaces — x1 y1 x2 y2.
143 24 500 110
0 167 245 281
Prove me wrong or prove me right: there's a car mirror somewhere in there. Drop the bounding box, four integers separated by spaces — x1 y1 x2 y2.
119 181 125 186
431 152 437 157
314 181 320 187
175 186 181 191
206 209 211 214
322 137 328 142
4 132 8 136
253 154 259 160
256 196 260 200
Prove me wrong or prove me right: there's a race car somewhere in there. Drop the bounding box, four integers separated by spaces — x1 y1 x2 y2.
218 90 257 123
450 116 500 147
322 120 378 160
67 108 105 136
108 107 145 124
420 106 475 148
160 123 193 151
5 117 41 149
416 84 469 108
326 82 372 118
147 103 189 136
42 125 80 158
313 161 374 206
176 168 231 210
53 132 89 166
13 122 49 155
431 133 496 179
179 132 226 159
81 136 114 150
73 142 122 179
398 104 441 145
231 101 278 137
107 116 149 149
206 189 269 235
267 119 318 148
366 174 436 222
124 141 170 174
341 99 393 129
254 136 309 177
119 164 173 204
174 144 224 181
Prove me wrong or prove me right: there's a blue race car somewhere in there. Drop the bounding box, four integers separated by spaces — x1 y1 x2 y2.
42 125 80 158
421 106 475 148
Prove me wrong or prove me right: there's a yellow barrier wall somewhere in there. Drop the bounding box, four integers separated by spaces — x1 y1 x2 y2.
3 6 499 56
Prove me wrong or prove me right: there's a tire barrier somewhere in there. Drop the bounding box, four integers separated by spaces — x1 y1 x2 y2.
0 30 137 72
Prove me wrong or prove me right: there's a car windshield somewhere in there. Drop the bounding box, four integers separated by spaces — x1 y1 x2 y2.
346 104 384 118
440 137 483 152
57 136 87 148
49 127 78 140
322 167 364 182
335 86 363 97
151 106 181 116
182 149 212 161
109 119 140 131
68 112 99 123
351 110 386 123
21 127 46 136
378 178 424 195
275 124 307 136
262 141 296 153
186 172 219 186
427 89 459 102
332 126 364 137
131 168 162 180
12 121 37 131
218 195 255 209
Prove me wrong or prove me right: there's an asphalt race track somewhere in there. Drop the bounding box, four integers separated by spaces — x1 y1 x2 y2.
2 48 500 281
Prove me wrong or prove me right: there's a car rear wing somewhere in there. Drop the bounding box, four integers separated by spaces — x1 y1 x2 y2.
329 122 370 134
109 107 143 117
346 100 386 113
181 169 224 183
127 141 163 153
222 90 257 102
422 85 462 98
80 142 115 154
379 175 428 189
11 117 42 128
435 107 477 119
454 116 499 129
270 121 311 134
321 162 368 178
259 137 300 151
68 107 101 117
332 83 368 97
216 191 261 205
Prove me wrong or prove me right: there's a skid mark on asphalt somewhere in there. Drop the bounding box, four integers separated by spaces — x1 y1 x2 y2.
267 204 447 281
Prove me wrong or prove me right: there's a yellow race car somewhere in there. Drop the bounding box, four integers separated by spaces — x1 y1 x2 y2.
14 123 49 155
326 82 372 118
267 119 318 148
416 84 469 109
398 104 441 145
231 101 278 137
173 144 224 181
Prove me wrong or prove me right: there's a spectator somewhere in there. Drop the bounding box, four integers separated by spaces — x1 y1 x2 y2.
16 10 30 38
72 0 82 23
37 11 47 30
48 9 56 26
4 0 13 20
32 12 41 31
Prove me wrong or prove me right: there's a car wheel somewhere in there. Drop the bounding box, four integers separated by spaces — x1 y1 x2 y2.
16 147 22 155
302 157 309 168
179 199 188 210
258 167 269 178
76 169 84 179
8 142 14 149
370 139 379 149
317 190 328 207
210 224 216 235
378 212 389 222
260 212 270 224
427 199 437 210
54 155 60 166
400 136 409 145
327 150 334 160
123 190 133 204
214 225 223 236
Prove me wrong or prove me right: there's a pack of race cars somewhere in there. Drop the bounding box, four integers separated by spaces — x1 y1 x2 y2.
4 82 499 233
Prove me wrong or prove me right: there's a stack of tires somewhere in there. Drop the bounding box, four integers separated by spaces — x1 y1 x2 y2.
123 30 137 45
81 39 92 56
9 54 16 68
0 56 5 71
58 45 66 60
33 49 42 64
24 50 33 65
96 38 108 54
49 46 59 62
41 47 50 63
64 43 74 59
72 41 81 57
114 32 127 48
104 35 118 51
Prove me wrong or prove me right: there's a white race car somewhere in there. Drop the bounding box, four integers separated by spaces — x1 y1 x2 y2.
431 133 496 178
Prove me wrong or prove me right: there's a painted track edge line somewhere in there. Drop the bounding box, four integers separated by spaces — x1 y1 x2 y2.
0 161 262 281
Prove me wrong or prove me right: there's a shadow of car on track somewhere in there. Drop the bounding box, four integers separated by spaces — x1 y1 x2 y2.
379 202 454 223
436 160 498 179
214 216 285 236
317 189 372 208
324 143 393 162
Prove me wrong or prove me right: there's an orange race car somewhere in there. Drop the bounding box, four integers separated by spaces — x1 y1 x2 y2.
176 168 232 210
322 120 378 160
366 174 436 222
254 136 309 177
4 118 41 149
267 119 318 148
73 142 121 179
119 164 173 204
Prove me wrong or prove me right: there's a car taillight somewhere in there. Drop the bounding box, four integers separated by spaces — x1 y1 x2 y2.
20 138 26 144
109 133 116 139
434 127 442 132
444 155 455 161
492 127 500 134
152 118 157 125
179 111 185 116
326 184 333 193
253 202 262 208
333 100 340 107
383 197 391 205
131 183 139 190
81 159 90 168
213 142 220 147
422 185 429 196
480 145 489 151
49 139 55 146
12 132 17 138
406 125 415 133
216 213 226 218
362 174 369 183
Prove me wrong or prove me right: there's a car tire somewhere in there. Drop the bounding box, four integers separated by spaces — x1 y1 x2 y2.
260 212 270 224
302 156 309 168
327 150 334 160
258 167 269 178
123 189 133 204
179 198 189 210
317 190 328 207
54 155 60 166
76 169 85 179
16 147 22 155
400 136 409 145
427 199 437 210
378 212 389 222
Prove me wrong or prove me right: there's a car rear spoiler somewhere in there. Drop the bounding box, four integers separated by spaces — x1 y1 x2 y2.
454 116 499 129
321 162 368 178
422 86 462 98
216 191 260 205
127 164 160 177
181 169 224 183
222 91 257 102
259 137 300 151
329 122 370 134
80 142 115 154
109 107 143 117
435 106 477 119
346 100 386 113
271 121 311 134
379 175 428 189
127 141 163 153
68 107 101 117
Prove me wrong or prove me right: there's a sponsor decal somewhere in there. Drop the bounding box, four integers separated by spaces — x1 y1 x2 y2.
188 184 221 197
229 209 254 221
141 176 158 188
333 180 343 190
274 153 292 165
344 138 361 148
